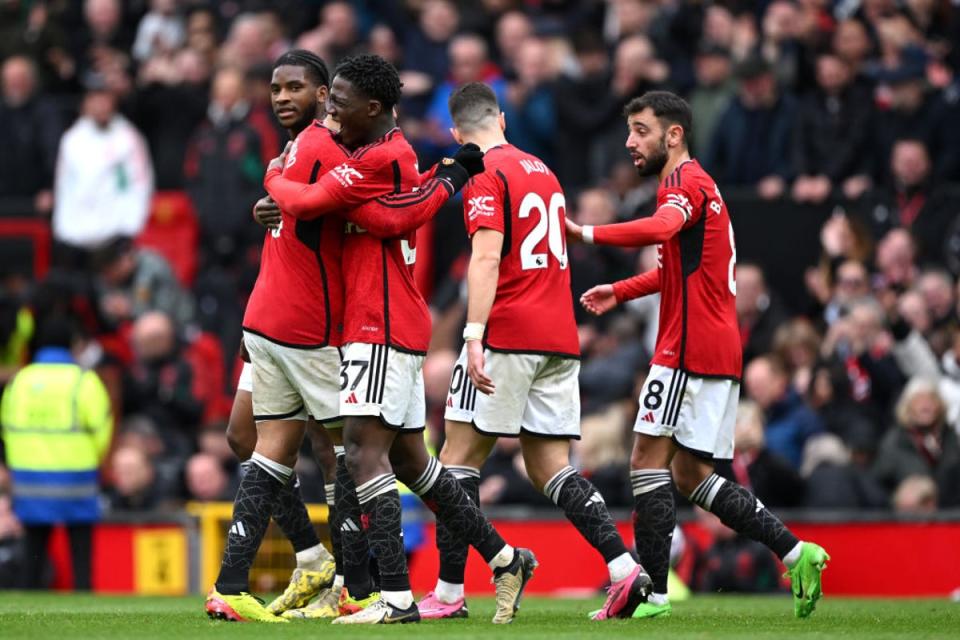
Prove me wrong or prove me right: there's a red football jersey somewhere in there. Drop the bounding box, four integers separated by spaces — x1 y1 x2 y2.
613 160 741 379
463 144 579 357
243 123 347 347
315 129 432 353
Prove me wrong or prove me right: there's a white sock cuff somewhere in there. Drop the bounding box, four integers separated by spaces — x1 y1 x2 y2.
630 468 672 496
543 466 577 504
356 473 397 504
409 457 442 496
447 465 481 480
324 482 336 507
689 473 726 511
334 445 346 458
250 452 293 483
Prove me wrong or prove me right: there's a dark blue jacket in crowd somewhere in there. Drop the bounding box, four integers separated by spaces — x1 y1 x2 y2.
764 388 825 469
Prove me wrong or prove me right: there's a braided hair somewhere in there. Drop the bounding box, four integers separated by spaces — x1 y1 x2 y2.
273 49 330 87
333 54 402 109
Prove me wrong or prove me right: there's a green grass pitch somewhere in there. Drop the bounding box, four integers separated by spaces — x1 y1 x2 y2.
1 593 958 639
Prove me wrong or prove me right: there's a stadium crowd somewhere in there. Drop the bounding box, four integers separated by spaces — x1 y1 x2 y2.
1 0 960 590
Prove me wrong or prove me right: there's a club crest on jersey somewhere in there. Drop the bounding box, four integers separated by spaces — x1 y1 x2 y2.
332 163 364 186
467 195 495 219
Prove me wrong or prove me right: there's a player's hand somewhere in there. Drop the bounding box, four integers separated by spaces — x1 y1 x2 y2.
435 143 484 194
453 143 484 177
466 339 495 395
238 337 250 363
267 141 293 173
580 284 617 316
253 196 281 229
565 217 584 243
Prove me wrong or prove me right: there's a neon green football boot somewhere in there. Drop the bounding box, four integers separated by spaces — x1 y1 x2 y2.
266 564 336 614
784 542 830 618
205 588 288 622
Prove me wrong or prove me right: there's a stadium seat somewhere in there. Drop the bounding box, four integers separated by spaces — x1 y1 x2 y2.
183 330 230 423
135 191 200 287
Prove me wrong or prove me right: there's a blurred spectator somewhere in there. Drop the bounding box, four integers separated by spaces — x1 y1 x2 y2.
422 33 505 159
821 259 872 327
184 7 220 65
801 433 889 509
122 311 203 458
129 46 210 189
807 359 883 448
792 51 874 203
772 318 821 395
687 44 735 156
392 0 460 120
132 0 185 62
91 237 194 328
873 62 960 184
737 264 789 365
580 315 647 414
916 269 957 356
0 294 34 385
218 13 271 72
758 0 804 91
105 445 159 511
1 316 113 589
576 405 632 506
478 438 550 507
873 378 960 507
502 37 557 164
494 10 533 77
744 354 825 468
875 228 919 292
185 452 233 501
832 19 874 85
72 0 133 89
704 55 796 199
0 1 73 92
892 474 939 514
861 139 960 268
0 55 64 213
296 2 360 70
554 31 622 189
52 79 154 261
732 401 806 509
184 66 264 265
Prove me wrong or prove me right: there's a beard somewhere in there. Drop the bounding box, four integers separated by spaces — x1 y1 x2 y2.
636 134 669 177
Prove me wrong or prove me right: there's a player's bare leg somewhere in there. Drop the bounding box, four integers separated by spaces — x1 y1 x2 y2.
417 419 495 618
388 431 536 625
671 450 829 618
627 433 679 619
208 419 307 622
519 435 650 620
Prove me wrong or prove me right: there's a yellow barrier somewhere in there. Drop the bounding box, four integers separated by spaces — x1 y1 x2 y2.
186 502 330 592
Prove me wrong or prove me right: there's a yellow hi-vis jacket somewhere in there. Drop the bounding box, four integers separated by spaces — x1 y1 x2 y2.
1 348 113 523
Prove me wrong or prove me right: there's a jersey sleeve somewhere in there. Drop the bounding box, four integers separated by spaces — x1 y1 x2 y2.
345 176 455 239
314 148 397 209
462 172 504 236
612 268 660 302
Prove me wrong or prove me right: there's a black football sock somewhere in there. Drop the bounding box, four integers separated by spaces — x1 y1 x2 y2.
630 469 675 594
409 457 510 565
271 472 321 554
690 473 799 559
435 465 480 586
335 453 373 598
544 467 632 569
356 474 412 603
215 453 291 594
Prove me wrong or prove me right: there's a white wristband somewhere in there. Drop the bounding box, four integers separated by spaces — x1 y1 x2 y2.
463 322 485 342
582 225 595 244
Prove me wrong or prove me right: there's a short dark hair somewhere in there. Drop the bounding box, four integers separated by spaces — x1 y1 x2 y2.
448 82 500 132
334 54 402 109
624 91 693 146
273 49 330 87
35 316 78 350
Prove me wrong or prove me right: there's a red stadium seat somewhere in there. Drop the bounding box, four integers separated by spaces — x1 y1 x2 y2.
183 330 230 424
135 191 200 287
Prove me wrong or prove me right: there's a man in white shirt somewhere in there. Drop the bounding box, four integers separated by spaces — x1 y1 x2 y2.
52 80 154 260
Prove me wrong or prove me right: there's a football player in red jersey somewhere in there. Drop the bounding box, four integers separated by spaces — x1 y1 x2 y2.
567 91 829 620
417 82 651 622
263 55 537 625
208 50 341 624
